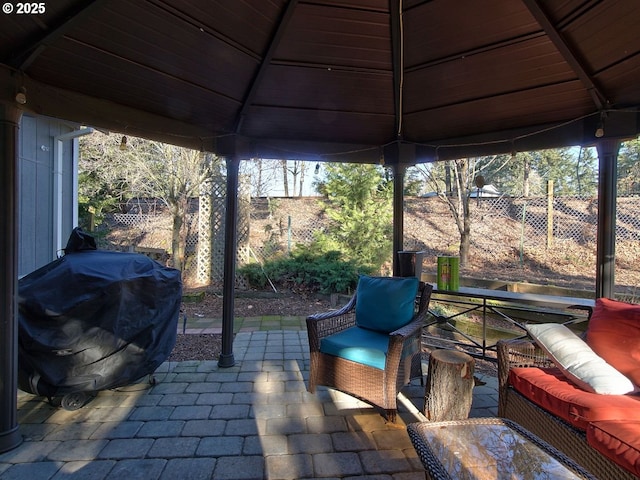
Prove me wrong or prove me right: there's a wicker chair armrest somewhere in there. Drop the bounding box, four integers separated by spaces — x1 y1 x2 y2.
417 282 433 314
497 338 555 416
497 338 554 369
391 309 429 338
380 289 431 365
306 295 357 352
387 312 427 363
307 293 356 322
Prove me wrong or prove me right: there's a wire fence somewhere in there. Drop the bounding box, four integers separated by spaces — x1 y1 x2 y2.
103 194 640 288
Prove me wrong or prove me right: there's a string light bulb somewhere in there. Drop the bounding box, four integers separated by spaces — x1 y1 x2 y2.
595 112 606 138
314 163 320 175
119 135 128 151
15 86 27 105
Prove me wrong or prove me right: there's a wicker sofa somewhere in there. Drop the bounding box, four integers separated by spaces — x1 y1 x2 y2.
498 297 640 479
306 276 432 422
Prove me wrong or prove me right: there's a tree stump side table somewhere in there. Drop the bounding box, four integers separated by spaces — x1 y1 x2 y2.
424 349 475 421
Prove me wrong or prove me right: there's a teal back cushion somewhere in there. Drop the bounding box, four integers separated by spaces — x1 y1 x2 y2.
355 275 419 333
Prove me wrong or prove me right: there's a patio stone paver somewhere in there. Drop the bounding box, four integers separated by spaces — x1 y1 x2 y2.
95 438 153 460
136 420 185 437
105 458 167 479
214 455 264 480
159 458 217 480
2 461 64 480
147 437 200 458
195 436 244 457
53 460 118 479
265 454 314 479
0 315 500 479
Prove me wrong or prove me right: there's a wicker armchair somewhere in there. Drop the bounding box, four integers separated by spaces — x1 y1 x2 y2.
306 281 432 422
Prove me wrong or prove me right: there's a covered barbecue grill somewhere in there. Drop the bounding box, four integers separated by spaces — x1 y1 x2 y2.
17 239 181 410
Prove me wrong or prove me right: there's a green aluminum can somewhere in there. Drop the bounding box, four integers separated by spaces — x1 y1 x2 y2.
448 256 460 291
437 256 450 290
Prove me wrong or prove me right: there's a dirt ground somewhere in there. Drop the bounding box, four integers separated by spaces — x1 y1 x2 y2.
179 289 335 319
167 290 334 363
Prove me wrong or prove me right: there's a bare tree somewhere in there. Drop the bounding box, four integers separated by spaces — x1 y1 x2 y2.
128 143 220 271
450 159 472 265
241 158 281 197
416 158 482 266
241 159 314 197
286 160 306 196
79 134 221 272
255 159 264 196
523 154 531 197
298 161 307 196
281 160 310 197
281 159 289 197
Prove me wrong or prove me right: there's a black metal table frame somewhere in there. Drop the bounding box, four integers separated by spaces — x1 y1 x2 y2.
423 285 594 358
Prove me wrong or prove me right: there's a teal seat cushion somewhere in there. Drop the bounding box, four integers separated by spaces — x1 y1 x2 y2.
355 275 419 333
320 326 389 370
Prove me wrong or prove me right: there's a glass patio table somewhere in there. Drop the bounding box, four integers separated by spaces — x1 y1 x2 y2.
407 417 597 480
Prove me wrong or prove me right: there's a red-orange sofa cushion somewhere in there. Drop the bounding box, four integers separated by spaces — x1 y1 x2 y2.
587 420 640 477
587 298 640 387
509 367 640 430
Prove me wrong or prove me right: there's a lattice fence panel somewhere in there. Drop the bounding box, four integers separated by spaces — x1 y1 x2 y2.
196 179 213 284
112 213 157 228
192 175 250 288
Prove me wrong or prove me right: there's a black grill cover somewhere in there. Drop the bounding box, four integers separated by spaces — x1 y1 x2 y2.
18 250 181 397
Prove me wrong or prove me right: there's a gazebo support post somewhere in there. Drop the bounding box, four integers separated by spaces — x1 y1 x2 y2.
595 139 620 299
0 103 23 453
218 153 240 368
385 141 415 277
392 164 406 276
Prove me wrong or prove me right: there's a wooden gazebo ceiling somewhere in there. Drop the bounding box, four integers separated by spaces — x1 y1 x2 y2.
2 0 640 163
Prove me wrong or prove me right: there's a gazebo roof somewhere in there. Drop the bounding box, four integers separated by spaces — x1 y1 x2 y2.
2 0 640 161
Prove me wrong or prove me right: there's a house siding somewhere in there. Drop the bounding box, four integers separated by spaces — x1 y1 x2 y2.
18 114 76 277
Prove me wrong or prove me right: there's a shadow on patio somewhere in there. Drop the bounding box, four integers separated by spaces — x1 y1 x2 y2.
0 330 498 479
